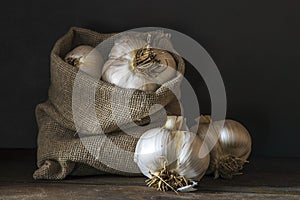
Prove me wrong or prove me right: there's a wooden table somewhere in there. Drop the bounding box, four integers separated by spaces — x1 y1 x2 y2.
0 149 299 199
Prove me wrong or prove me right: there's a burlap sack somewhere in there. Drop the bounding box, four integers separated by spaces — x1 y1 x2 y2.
33 27 185 180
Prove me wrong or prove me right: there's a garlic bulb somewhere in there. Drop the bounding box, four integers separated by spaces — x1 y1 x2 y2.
195 115 252 179
64 45 103 78
102 33 177 91
134 116 210 192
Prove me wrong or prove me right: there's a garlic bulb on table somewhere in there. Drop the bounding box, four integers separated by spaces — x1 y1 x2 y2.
134 116 210 193
102 33 177 91
64 45 103 78
195 115 252 179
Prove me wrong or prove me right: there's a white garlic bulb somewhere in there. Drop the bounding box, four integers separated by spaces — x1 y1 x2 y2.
134 116 210 192
102 33 177 91
65 45 103 78
195 115 252 179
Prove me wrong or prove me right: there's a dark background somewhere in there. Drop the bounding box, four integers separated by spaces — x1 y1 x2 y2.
0 0 299 157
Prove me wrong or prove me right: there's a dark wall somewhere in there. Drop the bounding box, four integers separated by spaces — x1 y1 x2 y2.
1 0 299 157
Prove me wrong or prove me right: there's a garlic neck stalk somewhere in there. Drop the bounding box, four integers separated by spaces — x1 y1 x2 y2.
163 116 187 131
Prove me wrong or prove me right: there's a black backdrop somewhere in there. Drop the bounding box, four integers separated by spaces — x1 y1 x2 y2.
1 0 299 157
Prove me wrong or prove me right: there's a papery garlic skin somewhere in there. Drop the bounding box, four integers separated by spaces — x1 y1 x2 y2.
218 120 251 160
134 116 210 181
176 131 209 180
102 32 177 91
64 45 103 78
195 115 252 179
109 36 146 59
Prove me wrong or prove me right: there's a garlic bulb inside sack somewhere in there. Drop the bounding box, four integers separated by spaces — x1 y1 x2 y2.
102 32 177 91
134 116 210 193
195 115 252 179
64 45 103 78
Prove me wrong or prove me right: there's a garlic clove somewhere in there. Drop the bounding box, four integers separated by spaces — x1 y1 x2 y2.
135 116 210 192
102 32 179 91
218 120 252 160
134 127 177 178
194 115 252 179
102 52 161 91
176 131 210 180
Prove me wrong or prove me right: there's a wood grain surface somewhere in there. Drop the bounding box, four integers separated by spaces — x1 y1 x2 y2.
0 149 299 199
